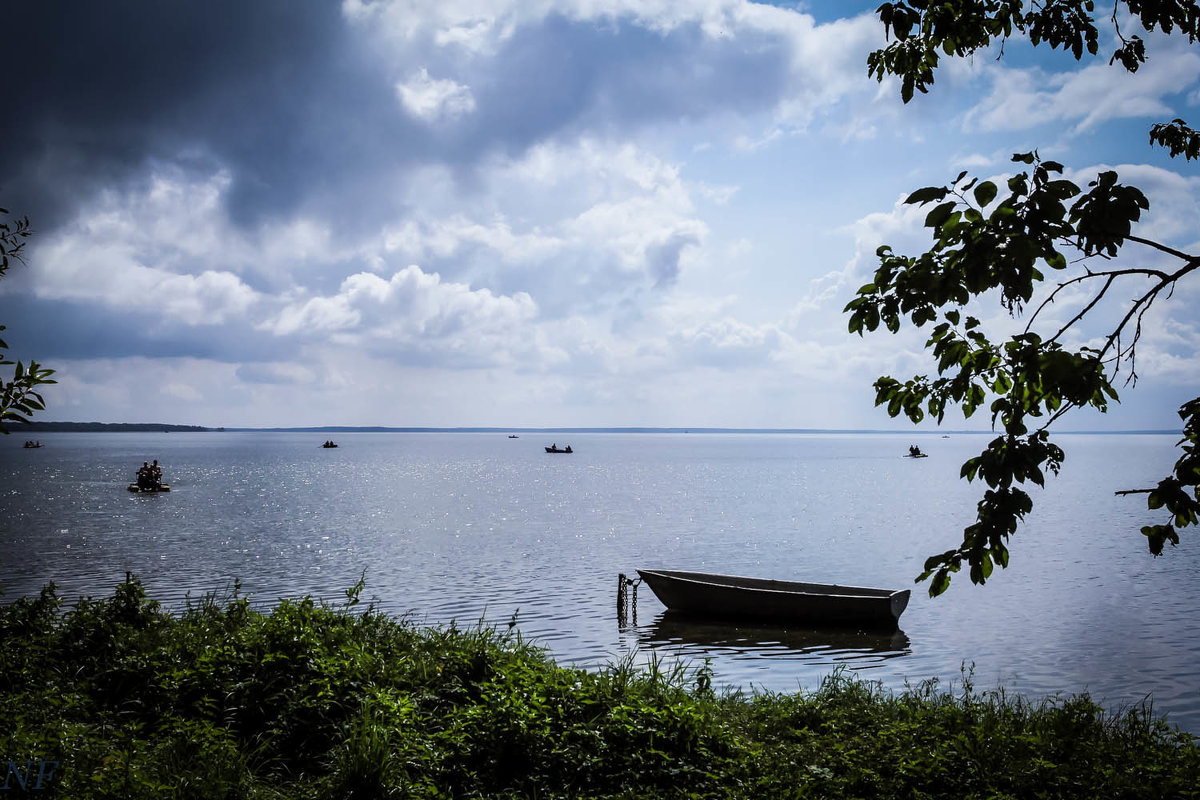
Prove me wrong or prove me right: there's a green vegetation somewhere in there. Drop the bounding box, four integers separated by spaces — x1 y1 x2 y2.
2 576 1197 798
848 2 1200 594
1 208 55 434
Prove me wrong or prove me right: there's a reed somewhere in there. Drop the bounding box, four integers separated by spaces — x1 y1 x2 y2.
2 576 1196 799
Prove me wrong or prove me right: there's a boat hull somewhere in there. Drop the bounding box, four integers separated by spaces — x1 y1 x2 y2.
636 569 909 629
128 484 170 493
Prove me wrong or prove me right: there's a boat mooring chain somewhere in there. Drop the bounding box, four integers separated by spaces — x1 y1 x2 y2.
616 572 641 628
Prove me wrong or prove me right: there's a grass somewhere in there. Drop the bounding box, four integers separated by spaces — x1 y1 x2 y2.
1 575 1197 798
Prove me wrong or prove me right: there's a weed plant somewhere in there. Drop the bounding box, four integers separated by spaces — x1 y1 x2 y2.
1 575 1197 798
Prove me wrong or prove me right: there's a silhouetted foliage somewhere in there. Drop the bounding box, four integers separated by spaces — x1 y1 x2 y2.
1 207 55 433
850 1 1200 595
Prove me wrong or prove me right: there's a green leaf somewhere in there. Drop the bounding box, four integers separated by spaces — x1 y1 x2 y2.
973 181 997 207
924 201 956 228
906 186 949 205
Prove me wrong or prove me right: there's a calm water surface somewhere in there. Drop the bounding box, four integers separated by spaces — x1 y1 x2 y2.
2 431 1197 733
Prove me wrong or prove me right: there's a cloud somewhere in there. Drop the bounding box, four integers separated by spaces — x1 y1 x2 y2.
669 317 783 368
236 362 318 386
374 139 712 315
264 265 541 368
962 35 1200 135
0 1 391 228
396 68 477 121
3 1 1195 429
2 0 892 248
17 168 264 324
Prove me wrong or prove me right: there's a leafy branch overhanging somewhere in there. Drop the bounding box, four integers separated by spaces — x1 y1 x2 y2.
847 0 1200 595
1 208 56 433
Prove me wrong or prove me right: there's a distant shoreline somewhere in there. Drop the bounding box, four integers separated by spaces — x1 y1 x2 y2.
13 422 1179 435
17 422 212 433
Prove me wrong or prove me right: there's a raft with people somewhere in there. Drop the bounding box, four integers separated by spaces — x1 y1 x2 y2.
128 460 169 492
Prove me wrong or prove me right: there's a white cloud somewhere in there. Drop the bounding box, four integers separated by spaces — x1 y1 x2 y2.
29 172 261 325
395 67 477 121
373 139 711 311
264 265 542 367
963 40 1200 135
382 215 563 264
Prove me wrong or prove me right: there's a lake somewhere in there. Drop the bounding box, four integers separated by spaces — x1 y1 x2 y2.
2 430 1198 733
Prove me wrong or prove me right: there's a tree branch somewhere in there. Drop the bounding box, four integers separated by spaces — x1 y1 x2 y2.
1123 233 1199 264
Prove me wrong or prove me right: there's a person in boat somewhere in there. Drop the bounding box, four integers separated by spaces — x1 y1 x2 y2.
136 462 152 489
909 444 923 457
151 460 162 488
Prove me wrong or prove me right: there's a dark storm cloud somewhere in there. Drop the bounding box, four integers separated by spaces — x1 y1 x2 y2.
1 3 800 366
1 1 418 231
3 4 792 234
0 293 288 363
442 15 791 153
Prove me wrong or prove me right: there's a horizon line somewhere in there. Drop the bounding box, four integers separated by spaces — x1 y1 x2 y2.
18 422 1182 435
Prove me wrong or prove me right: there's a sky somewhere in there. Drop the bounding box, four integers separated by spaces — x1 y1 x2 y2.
1 0 1197 430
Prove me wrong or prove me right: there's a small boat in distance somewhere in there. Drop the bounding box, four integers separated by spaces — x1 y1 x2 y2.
904 444 927 458
22 441 42 448
545 444 573 453
321 440 338 448
636 569 910 629
508 434 519 438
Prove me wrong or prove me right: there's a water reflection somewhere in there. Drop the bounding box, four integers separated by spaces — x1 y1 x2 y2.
634 611 911 672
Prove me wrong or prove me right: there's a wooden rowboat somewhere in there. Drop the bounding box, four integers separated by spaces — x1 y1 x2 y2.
636 569 910 629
